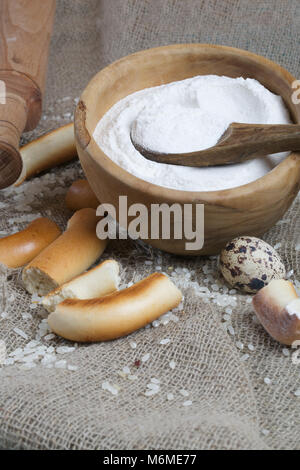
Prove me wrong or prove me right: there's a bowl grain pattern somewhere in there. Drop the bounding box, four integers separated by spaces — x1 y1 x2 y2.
74 44 300 255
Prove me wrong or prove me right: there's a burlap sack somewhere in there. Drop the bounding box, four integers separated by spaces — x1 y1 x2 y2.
0 0 300 450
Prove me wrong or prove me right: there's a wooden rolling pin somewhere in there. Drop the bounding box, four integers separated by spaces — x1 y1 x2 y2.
0 0 56 189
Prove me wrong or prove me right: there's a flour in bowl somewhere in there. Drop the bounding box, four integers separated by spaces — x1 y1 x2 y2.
93 75 291 191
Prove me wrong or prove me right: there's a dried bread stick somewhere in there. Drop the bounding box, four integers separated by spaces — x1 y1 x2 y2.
65 179 99 211
253 279 300 345
42 259 120 313
0 218 61 268
15 123 76 186
48 272 182 342
22 208 108 295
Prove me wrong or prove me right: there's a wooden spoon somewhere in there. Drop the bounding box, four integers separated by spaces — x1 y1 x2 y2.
0 0 56 189
131 122 300 167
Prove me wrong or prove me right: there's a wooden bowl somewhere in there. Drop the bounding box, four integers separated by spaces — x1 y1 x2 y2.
74 44 300 256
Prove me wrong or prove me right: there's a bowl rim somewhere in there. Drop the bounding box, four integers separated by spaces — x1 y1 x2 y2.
75 43 300 205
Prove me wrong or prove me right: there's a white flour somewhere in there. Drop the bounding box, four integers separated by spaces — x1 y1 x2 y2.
93 75 291 191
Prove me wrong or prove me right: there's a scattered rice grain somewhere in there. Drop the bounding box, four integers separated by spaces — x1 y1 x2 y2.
160 338 170 345
128 374 138 381
145 389 158 397
13 327 28 340
151 378 160 384
183 400 192 407
142 353 150 363
228 325 235 336
55 360 67 369
241 354 250 362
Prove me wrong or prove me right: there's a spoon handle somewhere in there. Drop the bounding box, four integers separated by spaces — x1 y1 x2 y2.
138 123 300 167
218 122 300 154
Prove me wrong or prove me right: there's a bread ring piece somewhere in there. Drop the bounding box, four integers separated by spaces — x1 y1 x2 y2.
48 273 182 342
65 179 99 211
0 218 61 268
42 259 119 313
15 123 76 186
253 279 300 345
22 208 108 295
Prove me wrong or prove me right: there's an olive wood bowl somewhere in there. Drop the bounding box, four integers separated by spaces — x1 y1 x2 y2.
74 44 300 255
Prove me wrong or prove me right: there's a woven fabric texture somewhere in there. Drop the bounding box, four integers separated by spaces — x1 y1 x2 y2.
0 0 300 450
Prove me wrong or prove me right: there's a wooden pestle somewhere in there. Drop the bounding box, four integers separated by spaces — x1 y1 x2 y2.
0 0 56 188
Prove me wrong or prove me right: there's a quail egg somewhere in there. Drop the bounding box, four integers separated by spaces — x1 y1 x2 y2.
219 236 286 293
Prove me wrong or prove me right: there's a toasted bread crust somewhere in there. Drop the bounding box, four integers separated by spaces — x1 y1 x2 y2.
22 208 107 294
48 273 182 342
65 179 99 211
0 218 61 268
253 279 300 345
42 259 119 312
15 123 76 185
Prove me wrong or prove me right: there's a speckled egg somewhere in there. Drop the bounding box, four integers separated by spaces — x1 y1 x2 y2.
219 236 286 293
